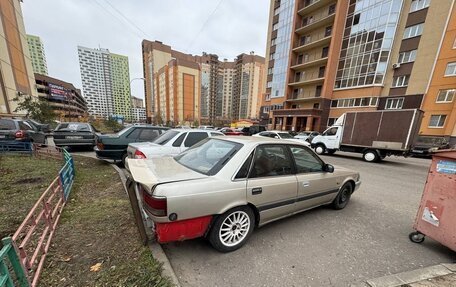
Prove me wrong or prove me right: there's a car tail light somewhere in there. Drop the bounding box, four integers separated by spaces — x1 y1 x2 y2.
15 130 25 139
142 190 167 217
97 142 104 150
134 149 147 159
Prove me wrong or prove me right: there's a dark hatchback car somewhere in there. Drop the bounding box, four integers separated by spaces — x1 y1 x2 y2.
241 125 266 136
0 118 47 145
95 125 168 164
53 122 97 149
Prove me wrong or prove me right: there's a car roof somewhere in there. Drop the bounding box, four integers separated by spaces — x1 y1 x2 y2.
170 128 222 133
264 130 287 133
130 125 167 128
217 135 308 147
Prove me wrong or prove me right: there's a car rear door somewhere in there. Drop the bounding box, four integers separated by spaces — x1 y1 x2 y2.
290 145 340 211
246 144 298 225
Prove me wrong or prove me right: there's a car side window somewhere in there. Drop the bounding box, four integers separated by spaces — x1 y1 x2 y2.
126 128 141 139
250 145 293 178
258 132 268 137
139 129 159 141
324 127 338 136
172 133 187 147
184 132 208 147
235 152 253 179
290 146 324 173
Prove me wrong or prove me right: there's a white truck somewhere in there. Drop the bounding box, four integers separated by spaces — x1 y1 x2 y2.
311 109 423 162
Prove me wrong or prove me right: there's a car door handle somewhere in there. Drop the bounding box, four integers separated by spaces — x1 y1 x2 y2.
252 187 262 195
302 181 310 187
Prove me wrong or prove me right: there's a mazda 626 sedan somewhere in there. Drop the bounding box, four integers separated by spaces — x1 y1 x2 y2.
126 136 361 252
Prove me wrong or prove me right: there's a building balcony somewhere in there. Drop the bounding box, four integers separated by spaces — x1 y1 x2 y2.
291 57 328 70
297 0 333 15
288 77 324 87
295 13 335 35
272 108 322 117
293 36 331 53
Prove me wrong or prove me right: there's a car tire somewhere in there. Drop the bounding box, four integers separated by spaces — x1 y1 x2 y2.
331 182 353 210
208 206 255 253
314 144 326 155
363 150 379 162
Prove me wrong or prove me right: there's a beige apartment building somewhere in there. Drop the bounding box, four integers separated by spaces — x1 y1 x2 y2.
262 0 456 138
142 40 265 125
0 0 38 117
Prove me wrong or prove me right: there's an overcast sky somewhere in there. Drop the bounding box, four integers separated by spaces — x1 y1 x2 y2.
21 0 269 101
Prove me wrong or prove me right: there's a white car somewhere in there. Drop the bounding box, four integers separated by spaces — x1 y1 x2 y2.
253 131 310 146
127 129 224 160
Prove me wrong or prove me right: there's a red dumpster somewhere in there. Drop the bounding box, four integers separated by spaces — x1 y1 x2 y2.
409 150 456 251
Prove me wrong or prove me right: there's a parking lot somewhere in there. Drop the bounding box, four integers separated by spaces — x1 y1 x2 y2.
155 153 455 287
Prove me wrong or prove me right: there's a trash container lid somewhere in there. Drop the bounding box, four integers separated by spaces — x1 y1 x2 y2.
432 149 456 160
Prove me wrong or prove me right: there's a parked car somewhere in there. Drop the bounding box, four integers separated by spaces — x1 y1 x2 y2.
95 125 169 165
241 125 266 136
411 136 450 157
294 131 320 143
220 127 243 136
127 129 223 161
126 136 361 252
0 118 47 145
253 131 310 146
52 122 97 149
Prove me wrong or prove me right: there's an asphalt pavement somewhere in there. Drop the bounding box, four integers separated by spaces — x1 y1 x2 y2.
160 152 455 287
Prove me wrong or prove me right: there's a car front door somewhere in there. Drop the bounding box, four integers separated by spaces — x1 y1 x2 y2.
290 145 340 211
246 144 298 225
321 127 339 149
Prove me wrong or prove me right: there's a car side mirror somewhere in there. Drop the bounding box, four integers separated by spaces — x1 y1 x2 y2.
324 164 334 173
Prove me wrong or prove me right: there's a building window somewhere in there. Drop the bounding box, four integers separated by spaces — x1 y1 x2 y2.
429 115 446 128
328 3 336 15
403 24 423 39
436 89 455 103
267 81 273 88
398 50 417 64
392 75 410 87
273 23 279 30
410 0 430 12
271 38 276 46
385 97 404 109
269 53 275 60
315 85 322 97
324 26 332 37
322 47 329 58
444 62 456 76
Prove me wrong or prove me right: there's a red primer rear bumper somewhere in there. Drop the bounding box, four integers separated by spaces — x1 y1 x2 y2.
155 215 213 243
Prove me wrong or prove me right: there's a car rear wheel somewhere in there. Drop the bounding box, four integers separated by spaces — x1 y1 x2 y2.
314 144 326 155
363 150 379 162
208 206 254 253
332 183 353 210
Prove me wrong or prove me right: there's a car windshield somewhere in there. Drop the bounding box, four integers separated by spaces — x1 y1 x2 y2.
0 119 16 130
153 130 179 145
278 132 293 139
56 123 90 131
175 138 242 175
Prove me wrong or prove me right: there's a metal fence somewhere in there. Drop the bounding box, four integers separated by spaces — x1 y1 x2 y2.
0 142 32 155
0 145 75 287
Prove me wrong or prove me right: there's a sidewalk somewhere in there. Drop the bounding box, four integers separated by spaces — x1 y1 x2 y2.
361 263 456 287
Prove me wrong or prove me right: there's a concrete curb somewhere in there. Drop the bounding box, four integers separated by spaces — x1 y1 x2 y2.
365 263 456 287
110 163 181 287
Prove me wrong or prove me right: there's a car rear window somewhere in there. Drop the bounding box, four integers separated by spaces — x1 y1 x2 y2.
175 138 242 175
56 123 90 131
0 119 16 130
153 130 179 145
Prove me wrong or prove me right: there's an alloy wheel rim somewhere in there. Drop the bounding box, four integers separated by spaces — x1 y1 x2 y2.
219 211 250 247
365 152 376 161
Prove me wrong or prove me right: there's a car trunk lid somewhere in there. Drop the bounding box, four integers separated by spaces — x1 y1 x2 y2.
127 156 207 192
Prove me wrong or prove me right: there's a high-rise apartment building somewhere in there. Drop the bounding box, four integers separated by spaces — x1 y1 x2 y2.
142 40 265 125
232 53 265 120
419 3 456 146
262 0 455 135
131 96 144 108
0 0 38 117
26 34 48 75
77 46 132 120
